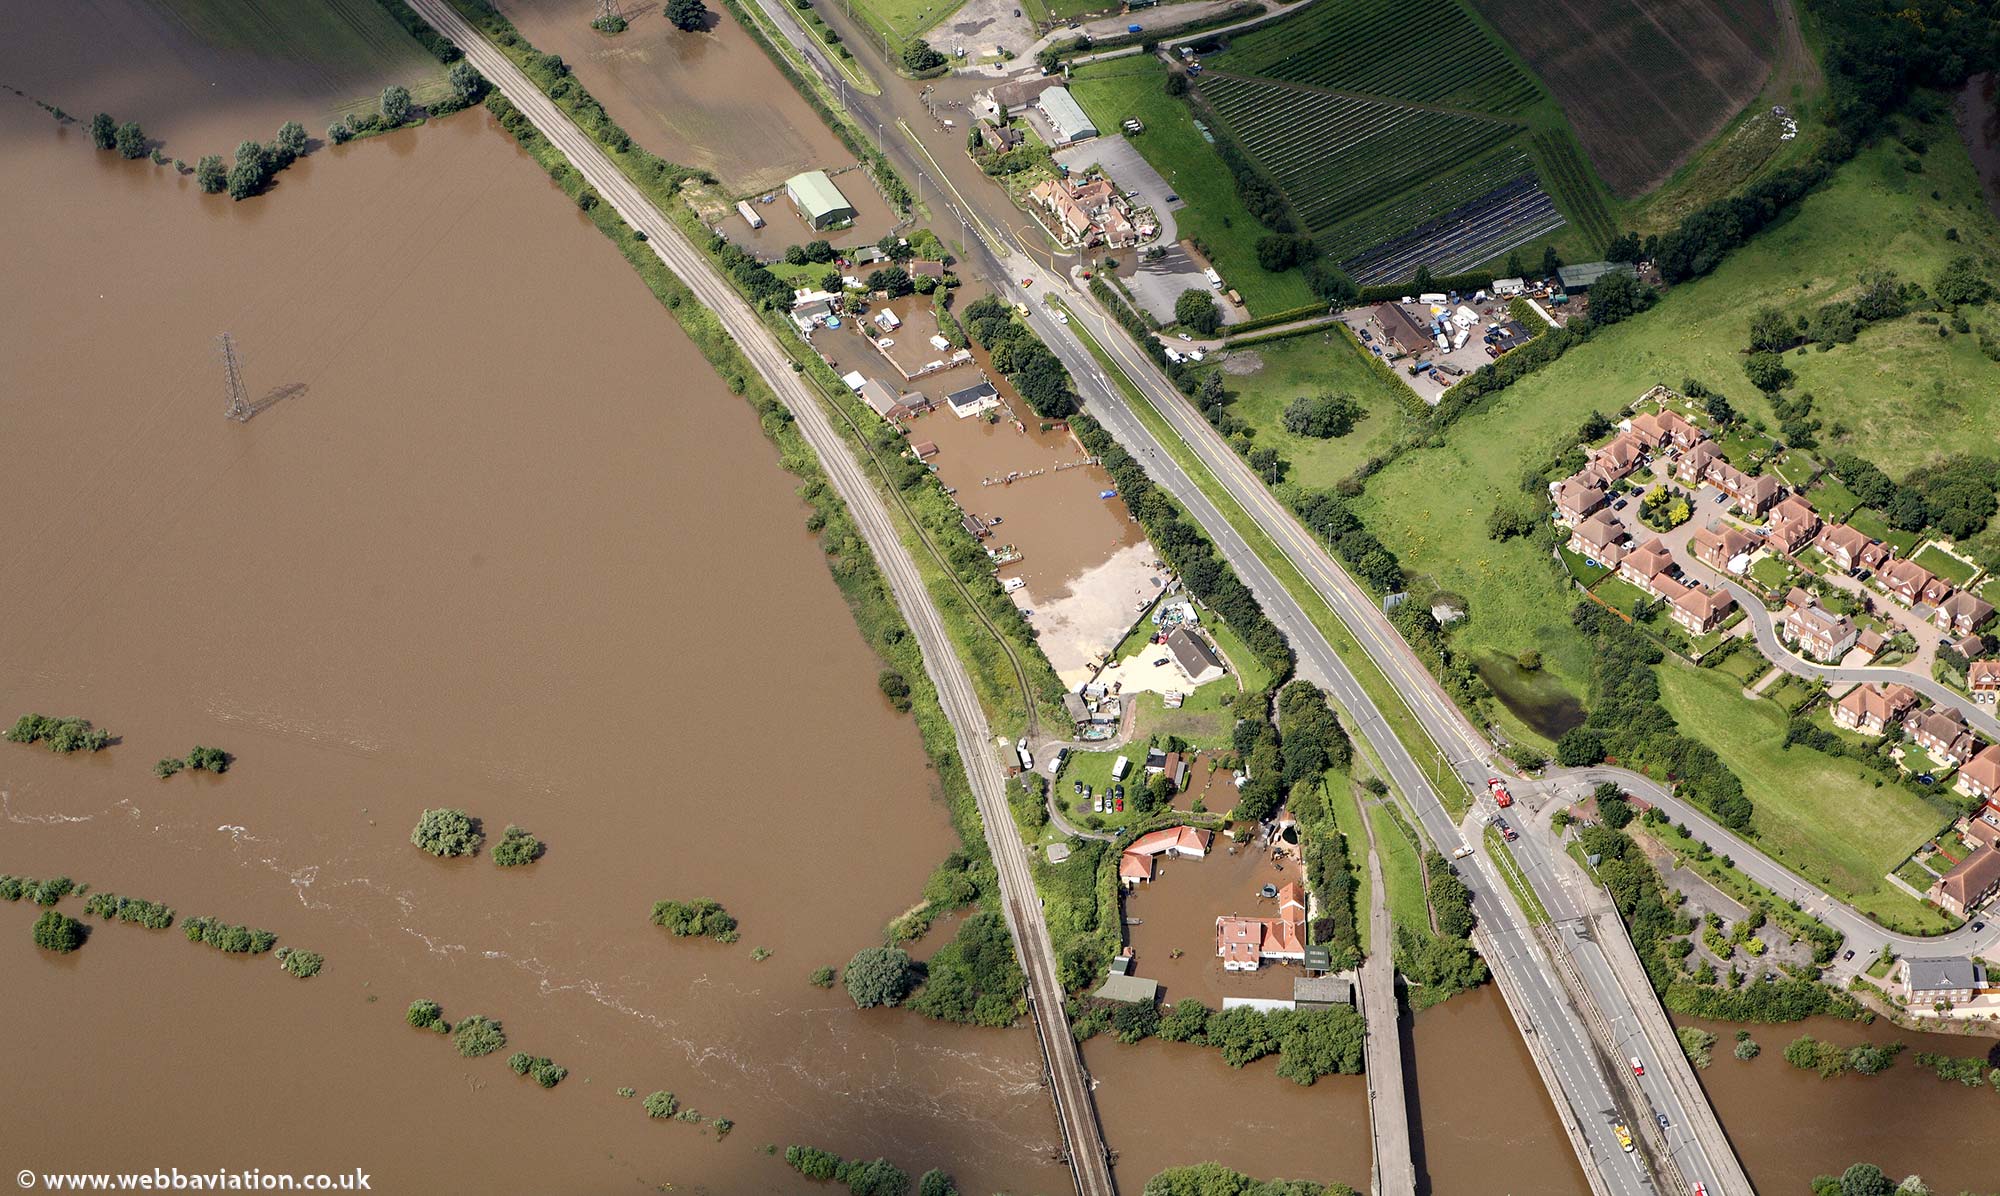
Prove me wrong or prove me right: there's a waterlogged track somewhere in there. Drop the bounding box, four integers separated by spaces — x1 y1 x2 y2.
400 3 1116 1191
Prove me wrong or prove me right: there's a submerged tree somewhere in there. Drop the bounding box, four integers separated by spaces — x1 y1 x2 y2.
665 0 709 31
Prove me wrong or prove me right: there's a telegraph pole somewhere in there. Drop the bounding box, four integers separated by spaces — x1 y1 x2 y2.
217 332 251 422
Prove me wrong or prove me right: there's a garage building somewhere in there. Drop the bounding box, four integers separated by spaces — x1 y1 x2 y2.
785 170 856 231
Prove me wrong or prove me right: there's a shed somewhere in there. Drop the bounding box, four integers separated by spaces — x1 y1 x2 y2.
1093 972 1161 1004
1555 260 1637 294
785 170 857 231
945 380 1001 418
1036 86 1098 145
1293 974 1353 1010
857 379 906 420
1062 692 1091 725
1165 626 1225 685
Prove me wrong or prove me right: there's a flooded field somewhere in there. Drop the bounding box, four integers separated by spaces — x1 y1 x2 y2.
0 0 448 158
1409 985 1590 1196
1082 1035 1371 1190
0 96 1065 1192
1123 834 1306 1007
1680 1012 2000 1194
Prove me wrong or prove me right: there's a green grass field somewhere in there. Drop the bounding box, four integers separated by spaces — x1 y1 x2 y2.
1370 798 1431 938
1210 332 1413 490
834 0 968 50
1347 108 2000 705
1322 774 1375 954
1655 663 1954 932
1913 544 1980 588
1066 59 1326 316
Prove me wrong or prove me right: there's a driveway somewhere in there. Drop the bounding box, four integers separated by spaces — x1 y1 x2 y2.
1053 133 1183 244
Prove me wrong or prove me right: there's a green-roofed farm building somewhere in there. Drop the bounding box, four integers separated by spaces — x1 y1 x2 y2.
785 170 856 231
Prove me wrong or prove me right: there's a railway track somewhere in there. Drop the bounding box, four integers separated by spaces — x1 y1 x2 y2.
402 3 1115 1190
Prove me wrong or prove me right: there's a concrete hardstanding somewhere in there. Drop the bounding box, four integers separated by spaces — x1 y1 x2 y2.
401 4 1118 1191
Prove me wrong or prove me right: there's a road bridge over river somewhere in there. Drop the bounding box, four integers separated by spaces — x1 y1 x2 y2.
403 3 1118 1191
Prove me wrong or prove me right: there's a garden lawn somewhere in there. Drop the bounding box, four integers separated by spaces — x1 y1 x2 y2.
843 0 969 49
1748 555 1794 592
1369 798 1430 938
1845 505 1922 555
1351 110 1999 706
1913 544 1979 588
1212 332 1413 491
1655 663 1953 930
1322 774 1375 954
1066 58 1318 315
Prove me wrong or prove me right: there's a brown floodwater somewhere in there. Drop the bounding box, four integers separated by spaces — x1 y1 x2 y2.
1082 1035 1372 1190
0 0 448 158
1122 835 1307 1007
1680 1012 2000 1194
0 97 1066 1193
1409 985 1591 1196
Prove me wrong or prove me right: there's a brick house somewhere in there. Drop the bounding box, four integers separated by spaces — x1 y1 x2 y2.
1971 659 2000 704
1900 956 1988 1003
1956 743 2000 802
1879 558 1937 606
1933 591 1995 637
1551 473 1608 525
1689 456 1780 517
1586 433 1648 483
1618 537 1677 595
1627 409 1704 451
1766 495 1821 556
1216 881 1308 971
1690 524 1757 574
1815 523 1886 573
1928 850 2000 918
1908 706 1978 767
1832 682 1918 735
1568 509 1628 567
1670 584 1735 635
1779 589 1857 662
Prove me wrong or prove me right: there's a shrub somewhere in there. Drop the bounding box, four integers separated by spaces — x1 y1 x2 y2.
508 1051 534 1075
32 910 84 953
533 1059 567 1088
843 945 918 1008
114 120 146 159
184 745 230 773
6 714 112 753
649 898 738 940
29 876 74 907
643 1090 678 1119
183 916 277 954
665 0 709 31
877 669 913 712
380 85 412 126
492 824 543 867
1174 288 1220 336
1281 391 1362 439
89 112 116 150
275 946 323 978
82 892 174 929
453 1015 506 1058
1734 1036 1760 1060
809 965 837 988
195 154 227 191
154 757 185 779
406 999 446 1031
785 1145 841 1180
410 808 482 857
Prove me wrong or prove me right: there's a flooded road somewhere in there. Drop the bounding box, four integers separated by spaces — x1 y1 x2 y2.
1680 1013 2000 1195
0 96 1064 1192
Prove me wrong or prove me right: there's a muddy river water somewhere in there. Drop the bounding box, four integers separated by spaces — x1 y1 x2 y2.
0 100 1065 1192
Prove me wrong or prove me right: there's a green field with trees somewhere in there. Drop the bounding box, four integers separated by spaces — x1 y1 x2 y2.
1206 331 1415 492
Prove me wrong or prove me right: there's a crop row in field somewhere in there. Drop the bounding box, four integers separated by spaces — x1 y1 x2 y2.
1201 73 1520 238
1213 0 1541 115
1529 129 1616 254
1469 0 1774 195
1344 176 1566 282
1313 147 1535 263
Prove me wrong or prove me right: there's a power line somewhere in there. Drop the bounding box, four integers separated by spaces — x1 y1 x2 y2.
217 332 251 423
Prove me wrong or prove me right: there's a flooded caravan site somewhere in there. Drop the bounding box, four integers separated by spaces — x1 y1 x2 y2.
0 99 1066 1192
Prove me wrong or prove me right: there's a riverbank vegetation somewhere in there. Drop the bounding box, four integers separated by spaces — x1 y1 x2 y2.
782 1145 917 1196
1142 1163 1358 1196
1072 996 1366 1086
406 999 449 1032
843 945 919 1008
453 1015 506 1057
275 946 324 979
410 807 482 857
649 898 738 942
6 713 111 754
1 875 76 907
1784 1033 1901 1078
507 1052 568 1088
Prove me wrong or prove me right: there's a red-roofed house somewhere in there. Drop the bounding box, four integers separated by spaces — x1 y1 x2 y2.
1909 706 1978 767
1929 846 2000 917
1568 509 1628 567
1933 591 1995 637
1971 660 2000 705
1767 495 1821 556
1119 825 1212 888
1588 433 1648 482
1552 474 1608 525
1619 537 1677 595
1690 524 1757 575
1670 584 1736 635
1816 524 1888 573
1215 881 1309 972
1780 590 1857 662
1956 744 2000 803
1833 683 1919 735
1628 409 1704 451
1880 559 1938 607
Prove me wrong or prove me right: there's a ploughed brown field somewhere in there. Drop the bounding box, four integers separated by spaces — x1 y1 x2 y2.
0 95 1068 1192
1470 0 1779 195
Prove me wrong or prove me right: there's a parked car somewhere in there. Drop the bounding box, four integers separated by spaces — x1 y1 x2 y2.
1613 497 1628 510
1843 949 1856 961
1114 797 1124 812
1630 1056 1645 1077
1975 920 1987 932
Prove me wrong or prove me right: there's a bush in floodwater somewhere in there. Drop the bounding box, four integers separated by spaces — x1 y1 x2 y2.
842 946 918 1008
6 714 112 753
407 999 447 1032
184 745 230 773
83 892 175 929
32 910 85 954
275 946 323 978
184 915 277 954
453 1015 505 1058
643 1090 678 1119
492 824 543 867
155 757 185 778
89 112 116 150
195 154 227 192
649 898 737 941
411 807 482 857
808 965 836 988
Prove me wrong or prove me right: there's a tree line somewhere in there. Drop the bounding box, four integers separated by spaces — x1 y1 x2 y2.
960 296 1077 419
